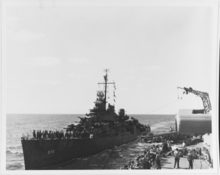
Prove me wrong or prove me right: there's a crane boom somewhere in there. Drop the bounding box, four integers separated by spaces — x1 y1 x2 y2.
178 87 212 114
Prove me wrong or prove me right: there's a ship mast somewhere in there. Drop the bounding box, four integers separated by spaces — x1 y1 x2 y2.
98 69 115 111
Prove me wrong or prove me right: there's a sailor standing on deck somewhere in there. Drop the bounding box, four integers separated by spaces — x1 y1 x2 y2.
155 152 161 169
143 156 151 169
187 150 194 169
182 141 186 147
33 130 36 139
173 148 180 169
167 140 171 151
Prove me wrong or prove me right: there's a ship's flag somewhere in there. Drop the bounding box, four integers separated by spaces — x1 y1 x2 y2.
114 91 116 97
114 84 116 90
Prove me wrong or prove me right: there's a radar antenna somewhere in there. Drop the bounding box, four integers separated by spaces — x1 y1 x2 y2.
98 69 115 111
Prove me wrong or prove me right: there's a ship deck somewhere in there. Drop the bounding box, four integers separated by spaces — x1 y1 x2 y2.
161 142 211 170
161 155 210 169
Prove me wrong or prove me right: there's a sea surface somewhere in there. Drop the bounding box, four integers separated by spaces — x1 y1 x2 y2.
6 114 175 170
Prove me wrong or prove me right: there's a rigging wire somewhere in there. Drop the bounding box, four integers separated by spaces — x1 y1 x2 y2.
145 99 181 114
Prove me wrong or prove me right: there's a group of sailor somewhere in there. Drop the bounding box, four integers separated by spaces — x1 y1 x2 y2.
30 129 92 140
147 133 189 143
121 145 164 169
32 130 65 139
121 132 207 170
121 134 192 169
29 121 150 140
25 117 149 140
29 126 111 140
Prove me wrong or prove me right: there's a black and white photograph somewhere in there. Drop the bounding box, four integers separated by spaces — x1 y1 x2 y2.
0 0 219 174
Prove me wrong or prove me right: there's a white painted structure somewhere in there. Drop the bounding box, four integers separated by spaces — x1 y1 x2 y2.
175 109 212 167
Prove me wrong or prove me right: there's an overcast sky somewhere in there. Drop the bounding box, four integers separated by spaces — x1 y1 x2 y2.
4 2 217 114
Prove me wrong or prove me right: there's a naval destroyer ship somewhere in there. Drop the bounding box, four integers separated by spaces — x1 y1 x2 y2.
21 70 149 170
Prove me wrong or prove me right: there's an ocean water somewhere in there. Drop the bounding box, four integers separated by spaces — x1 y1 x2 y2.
6 114 175 170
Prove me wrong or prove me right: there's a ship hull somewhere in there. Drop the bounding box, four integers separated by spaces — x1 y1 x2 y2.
21 132 140 170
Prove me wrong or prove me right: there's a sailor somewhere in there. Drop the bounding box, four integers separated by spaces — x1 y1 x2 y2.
42 131 46 139
187 150 194 169
58 131 60 138
127 161 132 169
149 148 156 165
67 131 70 139
54 131 57 139
173 148 180 169
58 131 61 139
51 131 54 138
156 145 160 153
33 130 36 139
48 131 51 138
65 131 68 139
70 131 73 138
167 140 172 151
39 130 41 139
61 130 64 139
159 145 163 154
58 131 60 139
36 131 39 139
75 130 79 138
165 140 168 152
45 130 48 138
130 161 135 169
65 132 68 139
85 129 89 138
124 165 128 169
142 156 151 169
152 145 157 152
182 141 186 147
155 152 161 169
148 125 151 132
197 147 202 156
49 131 52 139
54 131 57 138
72 130 75 138
79 130 83 138
39 130 42 139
